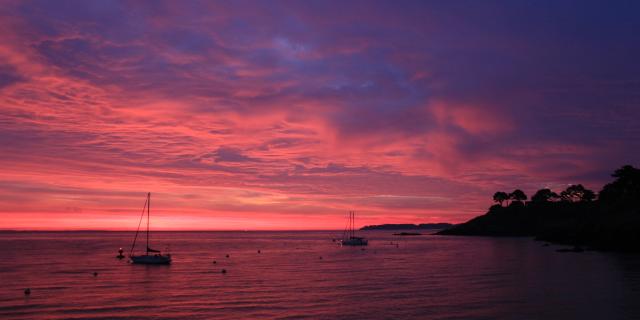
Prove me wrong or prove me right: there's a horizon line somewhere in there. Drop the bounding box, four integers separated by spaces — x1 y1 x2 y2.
0 228 355 232
0 226 453 232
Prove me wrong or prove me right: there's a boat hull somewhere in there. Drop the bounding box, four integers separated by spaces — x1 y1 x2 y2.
341 237 368 246
130 254 172 265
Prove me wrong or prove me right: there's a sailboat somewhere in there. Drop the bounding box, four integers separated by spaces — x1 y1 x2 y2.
340 211 368 246
129 193 172 265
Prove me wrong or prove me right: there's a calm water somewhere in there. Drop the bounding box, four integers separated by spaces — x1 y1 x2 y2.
1 231 639 319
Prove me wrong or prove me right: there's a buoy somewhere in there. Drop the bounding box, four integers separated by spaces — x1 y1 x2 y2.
117 247 125 259
221 269 227 274
225 254 229 258
319 256 323 260
24 288 31 295
93 272 98 277
213 260 217 264
257 250 261 253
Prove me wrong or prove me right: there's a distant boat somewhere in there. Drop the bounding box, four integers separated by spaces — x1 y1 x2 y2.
340 211 368 246
129 193 172 265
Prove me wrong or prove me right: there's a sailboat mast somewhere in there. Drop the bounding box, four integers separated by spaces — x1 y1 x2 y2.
146 192 150 254
351 211 354 238
129 196 147 256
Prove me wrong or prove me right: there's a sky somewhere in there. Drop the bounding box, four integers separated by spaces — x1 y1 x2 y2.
1 0 639 230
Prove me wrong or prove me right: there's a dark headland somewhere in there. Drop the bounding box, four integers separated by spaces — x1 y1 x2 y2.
437 165 640 252
361 223 453 231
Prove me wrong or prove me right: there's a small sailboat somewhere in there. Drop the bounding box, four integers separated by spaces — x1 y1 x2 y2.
129 193 172 265
340 211 368 246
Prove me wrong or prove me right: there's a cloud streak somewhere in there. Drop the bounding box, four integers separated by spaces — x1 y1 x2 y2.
0 0 639 229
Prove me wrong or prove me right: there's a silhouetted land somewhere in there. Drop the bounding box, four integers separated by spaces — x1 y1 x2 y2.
438 165 640 252
393 232 423 236
361 223 453 230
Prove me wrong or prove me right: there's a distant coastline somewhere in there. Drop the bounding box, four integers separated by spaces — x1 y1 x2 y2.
361 223 453 231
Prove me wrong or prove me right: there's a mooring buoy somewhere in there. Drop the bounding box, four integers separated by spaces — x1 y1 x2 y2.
24 288 31 295
117 247 125 259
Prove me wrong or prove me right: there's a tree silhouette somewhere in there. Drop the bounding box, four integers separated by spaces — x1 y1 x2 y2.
560 184 595 202
531 188 559 203
443 165 640 252
582 189 596 202
509 189 527 204
599 165 640 207
493 191 509 207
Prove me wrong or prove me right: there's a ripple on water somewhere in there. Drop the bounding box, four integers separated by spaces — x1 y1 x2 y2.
1 231 640 319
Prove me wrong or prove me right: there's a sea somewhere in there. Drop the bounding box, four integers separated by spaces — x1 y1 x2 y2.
1 231 639 319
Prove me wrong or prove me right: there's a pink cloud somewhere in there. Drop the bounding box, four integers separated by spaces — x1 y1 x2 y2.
0 1 637 230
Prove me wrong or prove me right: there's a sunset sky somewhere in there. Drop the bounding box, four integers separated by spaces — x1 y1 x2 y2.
1 1 639 230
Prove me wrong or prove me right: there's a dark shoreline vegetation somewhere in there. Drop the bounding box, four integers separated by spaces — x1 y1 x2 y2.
437 165 640 252
361 223 453 230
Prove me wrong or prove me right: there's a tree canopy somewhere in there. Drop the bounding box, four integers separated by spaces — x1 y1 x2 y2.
531 188 559 203
561 184 596 202
493 191 509 207
509 189 527 203
599 165 640 207
488 165 637 208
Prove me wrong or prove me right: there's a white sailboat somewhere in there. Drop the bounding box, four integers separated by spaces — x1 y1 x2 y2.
340 211 368 246
129 193 172 265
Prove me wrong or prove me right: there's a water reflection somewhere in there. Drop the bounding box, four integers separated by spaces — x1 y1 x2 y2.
0 231 639 319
